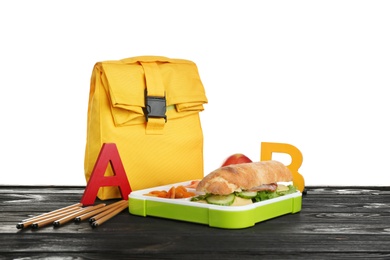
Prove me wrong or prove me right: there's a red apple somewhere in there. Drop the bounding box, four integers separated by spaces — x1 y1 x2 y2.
221 153 252 167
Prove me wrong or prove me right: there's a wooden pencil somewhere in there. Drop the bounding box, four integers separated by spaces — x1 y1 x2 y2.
31 207 85 229
88 200 127 223
91 202 128 228
21 203 82 222
53 203 106 227
75 200 126 223
16 203 82 229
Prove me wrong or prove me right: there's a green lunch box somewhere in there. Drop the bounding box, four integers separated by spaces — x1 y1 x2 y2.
128 181 302 229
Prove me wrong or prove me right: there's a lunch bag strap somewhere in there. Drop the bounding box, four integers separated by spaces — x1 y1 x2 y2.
140 61 166 135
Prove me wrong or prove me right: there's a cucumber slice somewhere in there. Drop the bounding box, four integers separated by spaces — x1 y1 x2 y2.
235 191 258 199
206 194 235 206
190 194 209 202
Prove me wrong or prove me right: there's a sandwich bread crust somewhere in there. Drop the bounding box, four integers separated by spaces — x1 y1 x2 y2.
196 160 293 195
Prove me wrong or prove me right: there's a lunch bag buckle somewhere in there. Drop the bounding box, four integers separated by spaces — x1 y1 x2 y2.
145 93 167 122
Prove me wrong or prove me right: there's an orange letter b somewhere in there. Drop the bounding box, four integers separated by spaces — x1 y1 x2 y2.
260 142 305 192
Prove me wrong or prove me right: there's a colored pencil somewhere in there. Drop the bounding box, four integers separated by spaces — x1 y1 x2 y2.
75 200 126 223
91 202 128 228
31 207 84 229
16 203 82 229
53 203 106 227
89 200 127 223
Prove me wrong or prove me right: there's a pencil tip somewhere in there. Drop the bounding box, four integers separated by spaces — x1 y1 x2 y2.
53 221 60 227
91 222 98 228
88 218 95 223
16 223 24 229
74 217 81 223
31 223 38 229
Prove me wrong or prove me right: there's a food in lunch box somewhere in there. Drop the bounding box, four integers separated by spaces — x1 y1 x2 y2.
191 160 297 206
184 180 200 189
144 185 196 199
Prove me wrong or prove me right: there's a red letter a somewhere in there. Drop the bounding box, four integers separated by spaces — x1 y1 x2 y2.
80 143 132 206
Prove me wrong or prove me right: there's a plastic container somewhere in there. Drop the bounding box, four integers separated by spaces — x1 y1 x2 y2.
128 181 302 229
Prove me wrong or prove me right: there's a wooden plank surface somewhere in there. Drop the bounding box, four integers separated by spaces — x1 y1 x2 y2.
1 186 390 259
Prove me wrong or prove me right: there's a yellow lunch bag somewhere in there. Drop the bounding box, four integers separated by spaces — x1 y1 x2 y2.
84 56 208 200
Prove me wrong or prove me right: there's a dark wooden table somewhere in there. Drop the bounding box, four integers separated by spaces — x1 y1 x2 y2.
1 186 390 259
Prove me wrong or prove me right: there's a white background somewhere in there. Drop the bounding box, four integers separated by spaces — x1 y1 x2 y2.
1 0 389 187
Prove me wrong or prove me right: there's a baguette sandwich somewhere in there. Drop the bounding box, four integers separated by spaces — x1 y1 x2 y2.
191 160 297 206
